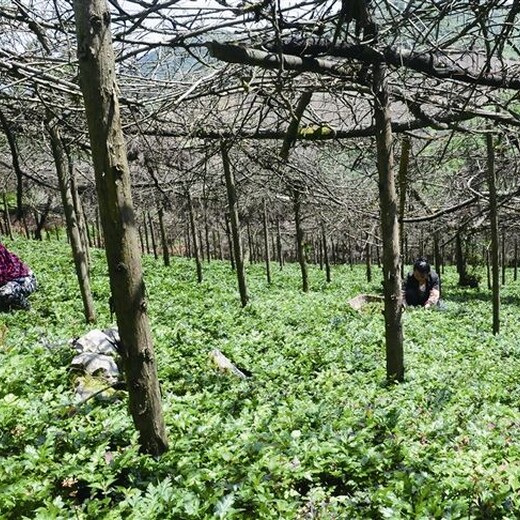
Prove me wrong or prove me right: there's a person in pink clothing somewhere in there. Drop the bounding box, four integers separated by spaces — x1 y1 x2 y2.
0 242 37 311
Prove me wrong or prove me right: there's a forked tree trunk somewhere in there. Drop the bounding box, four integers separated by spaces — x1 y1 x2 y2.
73 0 168 456
487 133 500 335
221 142 248 307
46 118 96 324
373 61 403 382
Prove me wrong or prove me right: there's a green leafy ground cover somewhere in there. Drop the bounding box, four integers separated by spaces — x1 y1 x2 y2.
1 238 520 519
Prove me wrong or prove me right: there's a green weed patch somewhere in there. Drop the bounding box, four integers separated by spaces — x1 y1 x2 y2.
1 238 519 518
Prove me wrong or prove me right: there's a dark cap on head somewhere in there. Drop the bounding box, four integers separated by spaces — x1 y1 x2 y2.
413 257 430 274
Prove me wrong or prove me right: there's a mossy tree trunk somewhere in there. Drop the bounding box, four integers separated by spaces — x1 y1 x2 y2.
72 0 168 456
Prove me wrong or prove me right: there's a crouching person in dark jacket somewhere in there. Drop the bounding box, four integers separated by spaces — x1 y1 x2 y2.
403 257 440 309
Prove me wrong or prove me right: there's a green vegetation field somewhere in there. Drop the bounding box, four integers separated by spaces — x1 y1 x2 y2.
1 238 520 519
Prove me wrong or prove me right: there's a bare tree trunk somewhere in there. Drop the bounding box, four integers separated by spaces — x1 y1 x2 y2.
0 109 24 220
262 199 272 284
374 61 403 383
501 232 506 286
73 0 168 455
276 218 284 270
148 212 158 260
486 249 492 290
434 231 441 277
221 142 248 306
204 207 211 263
247 221 254 264
187 191 203 283
398 137 410 278
95 207 102 248
487 133 500 335
225 214 235 269
34 196 52 241
514 239 518 282
321 222 331 283
158 207 170 267
455 232 467 285
365 233 372 283
69 157 91 265
46 117 96 324
293 187 309 292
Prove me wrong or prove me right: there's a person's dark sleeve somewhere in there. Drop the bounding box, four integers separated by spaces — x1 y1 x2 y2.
425 272 440 307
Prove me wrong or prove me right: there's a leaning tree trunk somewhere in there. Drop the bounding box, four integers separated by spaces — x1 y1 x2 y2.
487 133 500 335
72 0 168 456
374 61 404 383
2 191 13 240
46 118 96 324
221 142 249 307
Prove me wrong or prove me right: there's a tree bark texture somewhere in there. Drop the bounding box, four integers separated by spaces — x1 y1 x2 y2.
373 61 404 383
221 142 249 307
72 0 168 455
46 118 96 324
487 133 500 335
